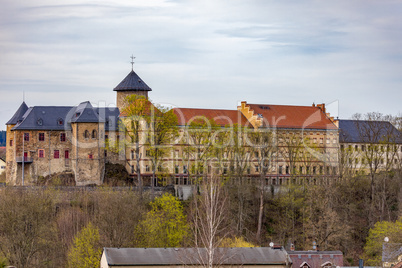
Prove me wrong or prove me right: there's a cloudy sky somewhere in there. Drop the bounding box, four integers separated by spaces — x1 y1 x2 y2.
1 0 401 129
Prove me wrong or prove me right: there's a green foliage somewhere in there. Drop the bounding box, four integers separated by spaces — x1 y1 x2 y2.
136 193 188 247
363 219 402 266
220 236 257 247
67 222 102 268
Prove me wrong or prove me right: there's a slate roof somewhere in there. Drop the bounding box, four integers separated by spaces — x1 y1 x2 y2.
339 120 402 144
103 247 290 266
69 101 104 123
10 102 119 131
245 103 338 130
113 69 152 92
173 108 251 127
6 102 28 125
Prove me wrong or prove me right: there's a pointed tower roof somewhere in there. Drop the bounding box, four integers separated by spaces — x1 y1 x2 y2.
6 102 29 125
113 69 152 92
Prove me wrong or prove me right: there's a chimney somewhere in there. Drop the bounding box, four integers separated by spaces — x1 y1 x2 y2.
317 103 326 114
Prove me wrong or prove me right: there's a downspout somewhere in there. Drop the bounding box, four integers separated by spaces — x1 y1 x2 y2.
22 131 24 186
76 124 79 183
48 130 51 180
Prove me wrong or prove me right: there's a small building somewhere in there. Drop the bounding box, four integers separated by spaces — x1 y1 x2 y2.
287 250 343 268
100 247 292 268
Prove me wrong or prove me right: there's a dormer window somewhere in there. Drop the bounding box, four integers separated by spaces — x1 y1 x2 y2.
75 112 81 117
37 118 43 126
57 118 64 125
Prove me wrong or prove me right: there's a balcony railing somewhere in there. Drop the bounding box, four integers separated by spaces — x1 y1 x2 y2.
16 157 33 163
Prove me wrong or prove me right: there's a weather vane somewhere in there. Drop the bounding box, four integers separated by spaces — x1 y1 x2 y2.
130 55 135 70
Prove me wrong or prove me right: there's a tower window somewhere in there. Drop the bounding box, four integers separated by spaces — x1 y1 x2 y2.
60 133 66 142
24 133 30 141
84 130 90 139
92 130 97 139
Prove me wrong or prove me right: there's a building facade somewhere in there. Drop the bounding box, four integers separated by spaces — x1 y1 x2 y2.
6 66 399 186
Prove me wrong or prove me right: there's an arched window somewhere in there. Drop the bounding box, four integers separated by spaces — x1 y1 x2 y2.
84 130 89 139
92 130 97 139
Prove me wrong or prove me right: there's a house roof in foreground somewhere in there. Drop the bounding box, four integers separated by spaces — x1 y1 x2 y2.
103 247 289 266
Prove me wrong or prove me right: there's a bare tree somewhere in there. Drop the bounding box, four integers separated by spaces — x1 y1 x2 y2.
246 127 277 242
191 174 229 268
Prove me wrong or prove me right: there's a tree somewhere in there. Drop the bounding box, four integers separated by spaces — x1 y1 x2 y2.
183 118 220 181
190 174 229 268
67 222 102 268
246 127 277 242
136 193 188 247
352 113 401 225
118 95 151 195
363 219 402 266
220 237 257 247
0 189 59 268
146 104 178 196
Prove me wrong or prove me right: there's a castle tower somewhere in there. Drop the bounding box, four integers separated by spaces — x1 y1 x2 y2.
113 63 152 110
5 101 28 184
70 101 105 186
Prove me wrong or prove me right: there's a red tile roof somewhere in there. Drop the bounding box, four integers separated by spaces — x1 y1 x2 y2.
246 103 337 130
173 108 251 127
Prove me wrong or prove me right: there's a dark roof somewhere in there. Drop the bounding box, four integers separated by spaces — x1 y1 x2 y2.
113 69 152 92
6 102 28 125
339 120 402 144
12 106 74 131
69 101 104 123
11 102 119 131
103 247 289 266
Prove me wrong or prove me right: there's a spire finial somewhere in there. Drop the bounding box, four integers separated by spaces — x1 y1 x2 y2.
130 55 135 71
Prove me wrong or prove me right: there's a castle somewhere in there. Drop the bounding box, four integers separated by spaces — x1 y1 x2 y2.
5 65 401 186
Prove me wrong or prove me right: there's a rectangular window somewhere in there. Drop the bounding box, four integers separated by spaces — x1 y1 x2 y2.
60 133 66 142
39 133 45 141
320 138 323 144
279 166 283 174
9 140 13 146
131 150 134 159
54 150 60 159
183 165 187 174
38 149 45 158
146 165 150 172
175 165 179 174
65 150 69 159
131 165 134 174
88 154 93 159
24 133 29 141
313 138 317 143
